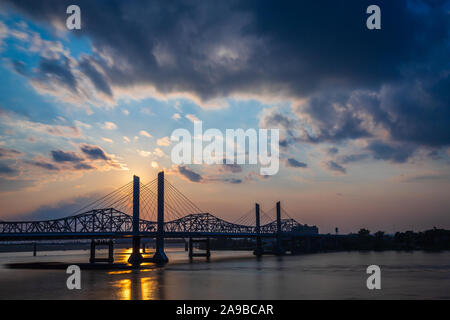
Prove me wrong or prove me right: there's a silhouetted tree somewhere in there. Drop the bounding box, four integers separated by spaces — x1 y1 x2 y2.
374 231 384 238
374 231 385 250
358 229 370 237
356 228 372 249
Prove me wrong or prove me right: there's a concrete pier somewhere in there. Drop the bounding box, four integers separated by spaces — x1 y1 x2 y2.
89 239 114 264
33 242 37 257
188 238 210 260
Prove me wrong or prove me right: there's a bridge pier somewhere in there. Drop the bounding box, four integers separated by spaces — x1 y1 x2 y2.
128 175 143 267
253 203 263 256
33 242 37 257
305 238 311 252
289 237 298 255
90 239 114 264
152 171 168 264
188 238 210 260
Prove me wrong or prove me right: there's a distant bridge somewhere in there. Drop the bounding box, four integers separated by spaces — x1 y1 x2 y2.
0 171 321 265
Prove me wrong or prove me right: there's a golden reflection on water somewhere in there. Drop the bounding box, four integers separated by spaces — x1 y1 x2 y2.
108 270 132 275
140 277 158 300
112 269 162 300
117 248 132 264
108 248 166 299
115 279 132 300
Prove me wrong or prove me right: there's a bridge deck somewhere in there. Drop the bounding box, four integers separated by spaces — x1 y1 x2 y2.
0 231 343 241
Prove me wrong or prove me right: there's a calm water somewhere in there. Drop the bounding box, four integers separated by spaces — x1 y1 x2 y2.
0 248 448 299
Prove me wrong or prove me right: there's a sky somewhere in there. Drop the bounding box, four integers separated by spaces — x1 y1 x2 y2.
0 0 449 233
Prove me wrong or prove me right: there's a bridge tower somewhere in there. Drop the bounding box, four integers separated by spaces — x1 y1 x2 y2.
152 171 169 263
254 203 263 256
128 175 143 266
275 201 285 255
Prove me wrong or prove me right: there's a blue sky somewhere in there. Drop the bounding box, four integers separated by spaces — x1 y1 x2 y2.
0 0 449 233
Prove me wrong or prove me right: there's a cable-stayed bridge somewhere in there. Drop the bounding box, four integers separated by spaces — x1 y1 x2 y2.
0 171 321 265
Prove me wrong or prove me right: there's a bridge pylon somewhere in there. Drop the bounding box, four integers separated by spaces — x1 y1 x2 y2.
128 175 143 267
253 203 263 256
275 201 285 255
152 171 169 263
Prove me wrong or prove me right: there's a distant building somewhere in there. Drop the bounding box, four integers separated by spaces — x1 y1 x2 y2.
292 224 319 235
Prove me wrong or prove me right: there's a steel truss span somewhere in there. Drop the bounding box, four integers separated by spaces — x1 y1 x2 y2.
0 209 301 237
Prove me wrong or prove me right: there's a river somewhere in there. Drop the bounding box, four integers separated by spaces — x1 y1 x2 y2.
0 248 448 299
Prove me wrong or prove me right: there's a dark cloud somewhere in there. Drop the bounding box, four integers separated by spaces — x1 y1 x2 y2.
26 159 59 171
223 178 242 184
28 149 118 172
324 161 347 174
428 150 441 160
327 147 339 155
11 60 27 76
340 153 370 164
73 163 95 170
262 71 450 161
279 139 289 148
11 56 78 93
3 0 449 164
0 148 24 159
38 57 77 91
221 160 243 173
79 57 112 96
0 162 19 176
178 165 202 182
375 78 450 147
260 110 300 148
297 92 372 143
80 144 110 160
50 147 118 170
51 150 83 163
5 0 446 100
367 140 415 163
285 158 307 168
262 111 297 129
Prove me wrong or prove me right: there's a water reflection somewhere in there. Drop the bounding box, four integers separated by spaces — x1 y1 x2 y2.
115 279 131 300
108 270 132 275
113 269 165 300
